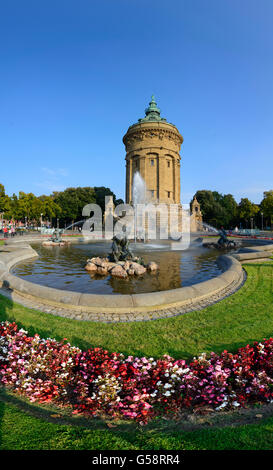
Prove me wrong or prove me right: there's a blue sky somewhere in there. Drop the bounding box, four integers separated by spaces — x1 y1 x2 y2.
0 0 272 204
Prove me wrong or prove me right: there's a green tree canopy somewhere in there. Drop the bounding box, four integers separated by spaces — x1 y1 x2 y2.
1 185 123 227
53 187 97 225
237 198 259 227
260 190 273 228
0 183 11 216
191 190 238 228
93 187 122 212
191 190 265 229
40 196 61 221
52 186 123 226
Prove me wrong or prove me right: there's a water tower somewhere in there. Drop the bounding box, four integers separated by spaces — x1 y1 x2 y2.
123 95 183 206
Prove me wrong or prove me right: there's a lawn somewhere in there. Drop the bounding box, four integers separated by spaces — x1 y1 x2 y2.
0 260 273 450
0 262 272 360
1 399 273 450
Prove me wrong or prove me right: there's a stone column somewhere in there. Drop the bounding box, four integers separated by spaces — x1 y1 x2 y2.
158 154 165 203
125 159 130 203
177 159 181 204
172 156 176 203
128 158 133 203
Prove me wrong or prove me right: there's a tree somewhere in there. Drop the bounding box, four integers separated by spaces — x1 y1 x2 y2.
4 193 19 220
94 187 121 212
191 190 264 229
40 196 61 222
237 198 259 228
17 192 37 222
0 183 11 217
115 198 124 207
31 198 44 223
52 186 123 227
53 187 96 226
221 194 238 226
0 184 5 212
191 190 235 228
260 190 273 229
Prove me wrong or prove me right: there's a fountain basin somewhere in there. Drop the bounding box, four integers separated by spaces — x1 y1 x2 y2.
10 242 224 295
0 237 272 320
0 248 244 314
0 239 247 318
0 239 273 322
42 241 71 247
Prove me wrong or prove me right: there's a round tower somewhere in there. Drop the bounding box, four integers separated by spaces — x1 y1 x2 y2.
123 96 183 205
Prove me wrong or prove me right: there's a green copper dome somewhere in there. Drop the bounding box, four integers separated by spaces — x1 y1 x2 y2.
138 95 167 123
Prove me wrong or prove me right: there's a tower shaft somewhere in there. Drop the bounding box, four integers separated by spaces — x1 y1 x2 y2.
123 97 183 206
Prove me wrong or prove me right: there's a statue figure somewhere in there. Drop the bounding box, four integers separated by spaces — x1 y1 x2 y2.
108 234 134 262
218 227 228 246
203 226 239 250
119 236 134 260
216 226 237 248
43 226 71 246
109 235 122 262
51 228 64 244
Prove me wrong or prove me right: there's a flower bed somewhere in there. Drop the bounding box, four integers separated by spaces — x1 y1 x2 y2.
1 321 273 423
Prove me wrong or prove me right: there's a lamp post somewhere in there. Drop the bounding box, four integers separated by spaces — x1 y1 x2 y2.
251 217 254 231
40 213 43 230
261 212 264 231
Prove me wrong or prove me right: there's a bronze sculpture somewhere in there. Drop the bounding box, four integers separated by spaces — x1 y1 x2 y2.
217 227 229 246
108 234 134 262
50 228 64 244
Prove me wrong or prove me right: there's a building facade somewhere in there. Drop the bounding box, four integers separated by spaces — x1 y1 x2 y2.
190 196 203 232
123 96 183 206
122 96 202 236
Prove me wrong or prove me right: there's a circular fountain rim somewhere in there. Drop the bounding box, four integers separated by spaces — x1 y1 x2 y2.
0 238 257 317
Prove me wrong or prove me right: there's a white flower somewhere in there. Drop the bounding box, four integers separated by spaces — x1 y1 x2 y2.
180 368 190 374
215 402 227 411
19 328 28 334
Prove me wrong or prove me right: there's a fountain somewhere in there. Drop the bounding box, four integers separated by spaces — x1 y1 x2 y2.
42 227 71 247
3 96 256 320
203 225 240 250
108 234 135 262
132 171 148 242
202 222 219 233
85 233 159 279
